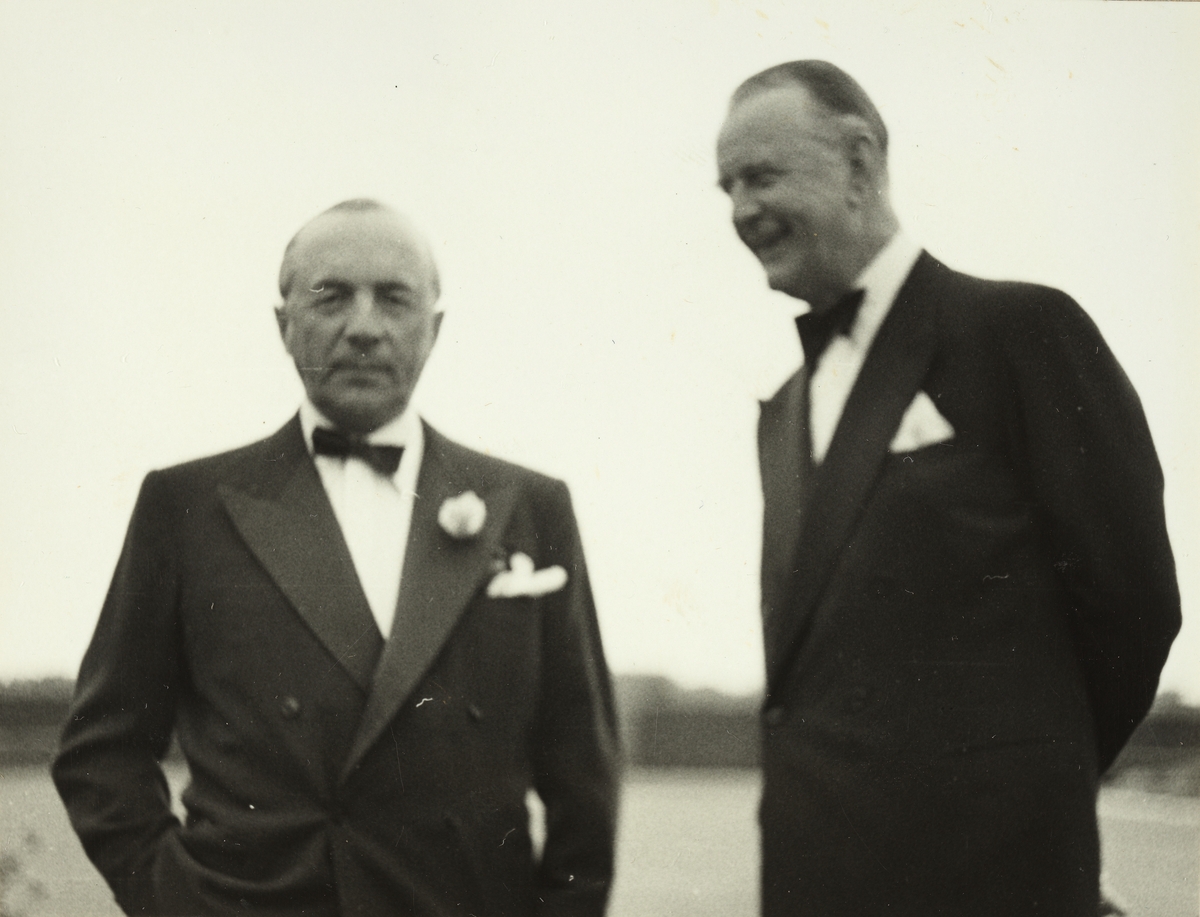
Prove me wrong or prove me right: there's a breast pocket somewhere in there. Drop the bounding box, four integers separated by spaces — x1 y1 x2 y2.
863 448 1035 594
882 447 1023 517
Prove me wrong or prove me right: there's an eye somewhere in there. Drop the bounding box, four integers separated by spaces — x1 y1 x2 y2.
718 167 781 197
378 288 419 311
309 286 350 313
745 168 781 190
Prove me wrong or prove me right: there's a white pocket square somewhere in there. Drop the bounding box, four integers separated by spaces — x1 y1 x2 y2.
889 390 955 453
486 552 568 599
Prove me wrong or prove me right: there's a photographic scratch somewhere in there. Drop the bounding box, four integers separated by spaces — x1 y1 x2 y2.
499 828 516 846
415 697 434 707
389 726 404 790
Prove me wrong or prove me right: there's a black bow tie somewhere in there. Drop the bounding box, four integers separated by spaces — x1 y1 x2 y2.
794 288 866 367
312 427 403 476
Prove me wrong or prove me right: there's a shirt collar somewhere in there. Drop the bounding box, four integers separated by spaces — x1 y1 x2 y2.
843 230 923 349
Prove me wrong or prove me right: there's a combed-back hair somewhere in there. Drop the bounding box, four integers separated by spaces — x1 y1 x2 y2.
732 60 888 155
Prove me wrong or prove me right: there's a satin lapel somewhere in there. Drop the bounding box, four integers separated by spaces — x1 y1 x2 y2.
218 419 383 693
758 369 812 680
766 254 941 692
341 427 519 780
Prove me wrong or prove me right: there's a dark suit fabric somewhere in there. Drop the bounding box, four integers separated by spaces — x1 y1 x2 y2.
757 252 1179 917
54 418 618 917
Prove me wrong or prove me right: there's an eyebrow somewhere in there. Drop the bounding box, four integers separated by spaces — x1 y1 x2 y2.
307 277 407 287
305 278 421 295
307 278 349 294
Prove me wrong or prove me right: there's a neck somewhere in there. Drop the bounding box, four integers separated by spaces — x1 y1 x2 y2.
810 212 899 313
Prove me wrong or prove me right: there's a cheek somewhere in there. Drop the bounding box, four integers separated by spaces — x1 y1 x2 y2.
288 321 341 361
388 321 438 361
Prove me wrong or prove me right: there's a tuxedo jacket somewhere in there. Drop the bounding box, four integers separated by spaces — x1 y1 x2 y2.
756 252 1179 917
53 418 618 917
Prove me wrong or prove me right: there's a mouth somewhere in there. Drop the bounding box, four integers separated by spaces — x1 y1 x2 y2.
328 361 395 382
737 220 790 261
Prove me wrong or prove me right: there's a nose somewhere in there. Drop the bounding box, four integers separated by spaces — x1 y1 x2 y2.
344 290 387 344
728 182 761 227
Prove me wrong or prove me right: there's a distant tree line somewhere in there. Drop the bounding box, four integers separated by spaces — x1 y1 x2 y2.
0 678 75 766
3 676 1197 793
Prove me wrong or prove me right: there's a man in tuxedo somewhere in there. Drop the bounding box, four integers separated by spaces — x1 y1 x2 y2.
54 199 619 916
716 61 1180 915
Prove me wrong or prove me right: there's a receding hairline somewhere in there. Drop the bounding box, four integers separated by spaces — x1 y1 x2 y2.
278 198 441 300
729 60 889 156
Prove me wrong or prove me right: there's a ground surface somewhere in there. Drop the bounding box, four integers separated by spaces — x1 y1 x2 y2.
2 765 1196 916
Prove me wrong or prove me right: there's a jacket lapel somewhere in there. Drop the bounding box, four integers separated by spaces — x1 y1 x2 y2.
218 418 383 692
340 425 519 780
765 253 942 692
758 368 812 679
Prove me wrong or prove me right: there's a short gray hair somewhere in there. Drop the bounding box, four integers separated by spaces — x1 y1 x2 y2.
278 198 441 300
732 60 888 155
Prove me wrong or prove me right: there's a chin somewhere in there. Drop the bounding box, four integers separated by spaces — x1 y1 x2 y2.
319 395 406 433
764 267 808 302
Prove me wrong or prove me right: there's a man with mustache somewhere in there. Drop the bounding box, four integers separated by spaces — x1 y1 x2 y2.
54 199 619 916
716 61 1179 915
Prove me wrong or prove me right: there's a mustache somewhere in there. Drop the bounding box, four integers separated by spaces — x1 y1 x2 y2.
295 359 397 374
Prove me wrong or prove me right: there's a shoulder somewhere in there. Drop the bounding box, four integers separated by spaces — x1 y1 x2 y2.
913 252 1073 317
423 422 570 504
422 424 584 556
912 253 1105 352
914 255 1139 420
143 417 305 496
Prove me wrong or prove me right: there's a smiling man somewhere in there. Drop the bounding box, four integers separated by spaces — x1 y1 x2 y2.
54 199 618 917
717 62 1180 916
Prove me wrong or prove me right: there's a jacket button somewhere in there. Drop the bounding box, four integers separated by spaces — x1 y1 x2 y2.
763 706 787 727
279 696 302 719
467 703 484 723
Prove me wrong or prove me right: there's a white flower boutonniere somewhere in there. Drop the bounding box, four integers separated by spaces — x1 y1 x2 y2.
438 491 487 539
487 552 568 599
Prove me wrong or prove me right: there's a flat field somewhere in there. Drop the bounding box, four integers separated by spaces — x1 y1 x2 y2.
2 766 1196 916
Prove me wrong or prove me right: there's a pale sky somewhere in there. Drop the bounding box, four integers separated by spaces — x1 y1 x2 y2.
2 1 1198 701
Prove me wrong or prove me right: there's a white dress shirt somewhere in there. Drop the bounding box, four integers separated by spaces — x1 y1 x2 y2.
807 231 923 463
299 400 423 639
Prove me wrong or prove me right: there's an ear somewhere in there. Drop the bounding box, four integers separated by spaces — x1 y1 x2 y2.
274 305 290 347
843 128 886 204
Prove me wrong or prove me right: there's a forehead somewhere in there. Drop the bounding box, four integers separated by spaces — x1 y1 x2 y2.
717 85 840 170
287 210 433 288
